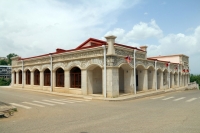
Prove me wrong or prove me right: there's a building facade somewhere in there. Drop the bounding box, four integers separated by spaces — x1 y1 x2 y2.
0 65 11 79
11 35 190 98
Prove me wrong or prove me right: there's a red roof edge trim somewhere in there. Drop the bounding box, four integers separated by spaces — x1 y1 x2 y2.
76 38 106 49
147 58 158 61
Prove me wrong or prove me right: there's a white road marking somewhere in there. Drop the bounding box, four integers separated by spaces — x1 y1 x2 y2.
151 96 165 99
22 102 45 107
10 103 31 109
186 98 197 102
51 99 74 103
162 97 174 100
33 101 54 106
43 100 65 104
65 98 90 102
173 97 186 101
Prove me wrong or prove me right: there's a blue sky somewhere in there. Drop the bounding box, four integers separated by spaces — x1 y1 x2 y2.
0 0 200 74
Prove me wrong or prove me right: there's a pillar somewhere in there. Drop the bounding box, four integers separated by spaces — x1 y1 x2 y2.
40 71 44 89
81 69 88 95
16 72 19 85
143 69 148 91
106 67 119 98
11 72 15 86
64 70 70 89
53 71 56 88
171 73 174 88
31 71 34 87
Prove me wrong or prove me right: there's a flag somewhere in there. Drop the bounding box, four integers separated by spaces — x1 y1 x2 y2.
166 63 168 67
125 56 131 63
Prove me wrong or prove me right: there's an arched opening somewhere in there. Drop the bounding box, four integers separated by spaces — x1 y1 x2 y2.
87 65 102 94
174 72 178 87
44 69 51 86
118 64 133 94
19 70 22 84
136 65 146 91
163 69 168 88
179 72 181 86
148 66 155 90
14 72 16 84
56 68 64 87
157 69 162 89
70 67 81 88
26 70 31 85
34 69 40 85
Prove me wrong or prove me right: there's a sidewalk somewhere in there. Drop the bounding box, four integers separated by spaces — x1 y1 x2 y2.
0 86 191 101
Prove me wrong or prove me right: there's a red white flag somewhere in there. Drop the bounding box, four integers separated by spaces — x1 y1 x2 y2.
125 56 131 63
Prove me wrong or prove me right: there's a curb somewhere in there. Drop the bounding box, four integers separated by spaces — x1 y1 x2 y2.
0 86 193 102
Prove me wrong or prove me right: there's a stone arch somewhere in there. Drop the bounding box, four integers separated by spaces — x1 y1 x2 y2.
25 69 31 85
34 69 40 85
147 66 155 90
66 61 82 70
163 69 168 88
53 63 65 71
70 67 81 88
24 67 31 72
87 64 102 94
56 67 64 87
41 64 51 72
157 69 162 89
118 64 134 94
32 66 41 72
136 64 146 91
44 68 51 86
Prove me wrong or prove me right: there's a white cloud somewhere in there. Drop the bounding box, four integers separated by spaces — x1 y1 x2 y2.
125 19 163 40
104 21 200 74
0 0 141 57
144 12 148 15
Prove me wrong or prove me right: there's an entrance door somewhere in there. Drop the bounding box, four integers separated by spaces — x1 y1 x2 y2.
70 67 81 88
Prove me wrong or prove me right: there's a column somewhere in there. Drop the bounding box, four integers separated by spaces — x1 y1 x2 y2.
40 71 44 89
160 72 164 89
81 69 88 95
11 72 14 86
64 70 70 89
53 71 56 88
31 71 34 87
143 69 148 91
152 70 156 90
23 71 26 86
171 73 174 88
16 72 19 85
106 67 119 98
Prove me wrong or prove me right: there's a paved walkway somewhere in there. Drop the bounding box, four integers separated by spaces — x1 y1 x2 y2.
0 86 194 101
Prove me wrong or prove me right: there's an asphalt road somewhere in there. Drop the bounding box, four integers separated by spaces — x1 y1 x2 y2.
0 87 200 133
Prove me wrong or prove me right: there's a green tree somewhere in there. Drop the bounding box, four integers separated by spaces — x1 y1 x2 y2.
190 74 200 88
7 53 18 65
0 60 8 65
0 78 11 86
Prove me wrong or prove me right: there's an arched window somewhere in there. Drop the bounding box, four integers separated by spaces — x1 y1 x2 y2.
44 69 50 86
56 68 64 87
19 70 22 84
70 67 81 88
26 70 31 85
34 69 40 85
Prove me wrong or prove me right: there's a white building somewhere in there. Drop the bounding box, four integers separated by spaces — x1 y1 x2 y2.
0 65 11 79
11 35 190 98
